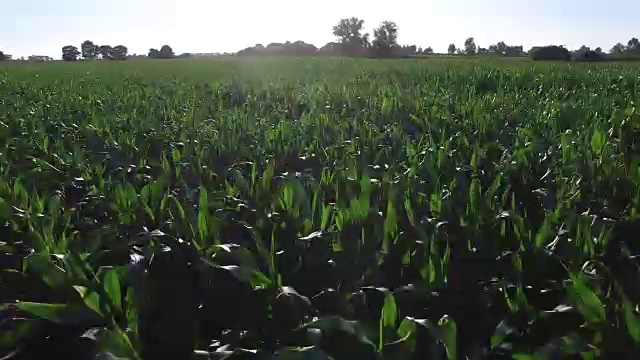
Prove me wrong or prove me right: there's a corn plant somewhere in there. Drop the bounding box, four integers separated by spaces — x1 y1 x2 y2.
1 57 640 359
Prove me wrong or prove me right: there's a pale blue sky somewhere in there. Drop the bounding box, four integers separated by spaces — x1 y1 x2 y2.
1 0 638 58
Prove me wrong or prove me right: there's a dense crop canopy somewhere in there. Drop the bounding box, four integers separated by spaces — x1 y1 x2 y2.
1 58 640 359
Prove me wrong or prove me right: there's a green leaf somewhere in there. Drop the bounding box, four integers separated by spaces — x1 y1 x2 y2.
302 316 376 349
438 315 457 360
215 265 272 288
23 252 67 288
0 196 10 218
13 302 66 321
14 302 95 324
624 301 640 343
382 194 397 253
381 292 397 329
397 318 417 352
566 273 605 324
590 128 604 154
398 317 456 358
490 319 515 349
274 346 333 360
94 352 130 360
74 285 104 316
512 355 537 360
95 327 140 360
101 267 122 311
468 178 480 212
124 286 138 335
198 185 209 242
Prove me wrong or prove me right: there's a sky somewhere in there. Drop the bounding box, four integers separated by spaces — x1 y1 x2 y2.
1 0 639 58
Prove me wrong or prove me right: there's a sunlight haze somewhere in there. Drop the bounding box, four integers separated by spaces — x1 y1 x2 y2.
2 0 639 58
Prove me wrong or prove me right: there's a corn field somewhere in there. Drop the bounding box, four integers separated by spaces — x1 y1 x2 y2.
1 57 640 359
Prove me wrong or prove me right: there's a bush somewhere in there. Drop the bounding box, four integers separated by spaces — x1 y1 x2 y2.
530 46 571 61
609 53 640 62
572 50 608 62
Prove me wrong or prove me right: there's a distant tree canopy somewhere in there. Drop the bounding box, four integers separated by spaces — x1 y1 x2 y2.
37 19 640 62
628 38 640 53
112 45 128 60
464 37 477 55
98 45 113 60
604 38 640 60
237 41 319 57
331 17 370 56
611 43 625 54
570 45 607 62
529 45 571 61
0 50 5 61
160 45 174 58
485 41 525 57
236 19 421 58
371 21 399 57
62 45 81 61
149 45 175 59
81 40 98 60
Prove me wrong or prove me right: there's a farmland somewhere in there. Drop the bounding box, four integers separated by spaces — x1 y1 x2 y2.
1 57 640 359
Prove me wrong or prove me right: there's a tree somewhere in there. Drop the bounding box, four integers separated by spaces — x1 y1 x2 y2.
148 48 160 58
319 42 340 55
372 21 399 57
573 49 606 62
424 47 434 55
486 41 524 57
505 45 524 57
627 38 640 53
577 45 591 53
464 37 477 55
62 45 80 61
0 50 5 61
530 45 571 61
611 42 626 54
447 43 456 55
81 40 98 59
361 33 371 49
112 45 128 60
488 41 507 55
332 17 366 45
98 45 113 60
159 45 175 59
332 17 369 55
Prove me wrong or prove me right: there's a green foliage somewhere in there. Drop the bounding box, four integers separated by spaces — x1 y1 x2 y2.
372 21 399 57
81 40 98 60
61 45 81 61
1 57 640 359
148 45 175 59
530 45 571 61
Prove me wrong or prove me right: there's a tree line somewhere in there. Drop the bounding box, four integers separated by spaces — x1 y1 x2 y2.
2 17 639 62
234 17 640 62
58 41 184 61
